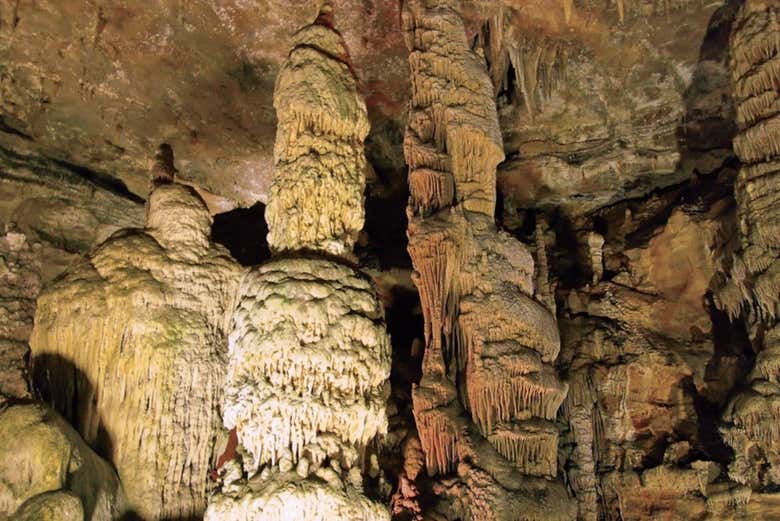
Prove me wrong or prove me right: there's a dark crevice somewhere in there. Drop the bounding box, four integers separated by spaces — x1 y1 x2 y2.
211 202 270 267
0 116 32 140
49 158 145 204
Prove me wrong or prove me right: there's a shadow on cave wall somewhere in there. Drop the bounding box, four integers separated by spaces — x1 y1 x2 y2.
675 0 753 467
29 353 115 521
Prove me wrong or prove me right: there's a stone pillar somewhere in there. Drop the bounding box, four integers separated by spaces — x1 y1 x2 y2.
718 0 780 489
205 5 392 520
402 1 574 519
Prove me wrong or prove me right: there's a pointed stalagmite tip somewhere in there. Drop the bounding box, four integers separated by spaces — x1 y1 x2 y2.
151 143 177 188
315 1 335 27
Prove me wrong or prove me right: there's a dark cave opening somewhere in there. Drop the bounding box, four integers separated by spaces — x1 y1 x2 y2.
211 202 270 266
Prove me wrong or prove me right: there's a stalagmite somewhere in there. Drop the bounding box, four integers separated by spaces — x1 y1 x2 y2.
0 403 125 520
587 231 605 285
403 0 573 518
205 5 391 520
718 0 780 490
29 145 242 519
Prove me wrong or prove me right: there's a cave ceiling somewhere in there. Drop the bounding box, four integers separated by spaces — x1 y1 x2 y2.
0 0 735 215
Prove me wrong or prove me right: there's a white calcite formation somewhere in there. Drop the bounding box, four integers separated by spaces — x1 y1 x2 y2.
402 0 573 519
264 6 369 257
718 0 780 490
29 153 242 519
205 5 391 521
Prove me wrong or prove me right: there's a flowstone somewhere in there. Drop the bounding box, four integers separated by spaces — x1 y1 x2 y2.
29 147 242 519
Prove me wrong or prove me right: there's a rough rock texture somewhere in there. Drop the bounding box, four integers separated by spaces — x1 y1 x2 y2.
0 0 407 211
4 0 780 520
0 230 39 404
716 0 780 492
29 175 242 519
402 1 572 519
0 0 732 216
482 0 737 216
552 173 754 520
205 6 392 520
265 11 370 256
0 402 125 521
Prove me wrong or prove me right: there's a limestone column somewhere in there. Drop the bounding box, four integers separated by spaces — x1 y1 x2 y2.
204 5 392 520
30 144 242 519
402 1 573 519
718 0 780 489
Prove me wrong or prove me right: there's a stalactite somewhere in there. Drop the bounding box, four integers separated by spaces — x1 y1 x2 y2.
264 4 370 258
719 0 780 491
404 1 572 518
587 232 605 285
481 8 569 118
534 218 557 313
487 420 559 477
205 5 391 520
563 0 574 25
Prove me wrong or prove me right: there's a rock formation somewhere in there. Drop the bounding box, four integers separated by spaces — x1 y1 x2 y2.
3 1 780 520
29 146 242 519
204 5 392 520
402 1 572 518
717 0 780 490
0 402 125 520
0 229 39 404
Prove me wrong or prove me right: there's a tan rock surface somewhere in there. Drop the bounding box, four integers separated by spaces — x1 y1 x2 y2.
0 230 39 403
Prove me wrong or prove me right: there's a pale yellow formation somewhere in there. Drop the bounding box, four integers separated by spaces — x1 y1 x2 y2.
718 0 780 489
265 9 370 257
30 182 242 519
0 403 125 520
206 474 389 521
403 1 572 519
223 258 391 473
206 6 391 521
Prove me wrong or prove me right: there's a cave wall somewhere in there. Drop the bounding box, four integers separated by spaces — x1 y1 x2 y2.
0 0 779 520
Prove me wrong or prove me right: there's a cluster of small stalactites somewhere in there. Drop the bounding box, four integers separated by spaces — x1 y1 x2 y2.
403 0 504 220
723 0 780 319
222 258 391 475
265 5 369 257
205 473 390 521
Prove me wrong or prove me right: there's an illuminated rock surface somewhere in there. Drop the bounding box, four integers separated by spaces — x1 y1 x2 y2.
29 151 242 519
205 5 392 520
1 0 780 520
0 403 124 520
